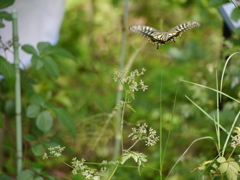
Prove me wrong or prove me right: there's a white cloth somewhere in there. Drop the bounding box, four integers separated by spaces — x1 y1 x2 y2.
0 0 65 69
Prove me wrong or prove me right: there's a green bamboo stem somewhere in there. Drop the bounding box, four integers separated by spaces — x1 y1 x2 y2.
12 9 22 175
113 0 129 161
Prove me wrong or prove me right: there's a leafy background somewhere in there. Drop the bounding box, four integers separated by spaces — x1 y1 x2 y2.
1 0 240 179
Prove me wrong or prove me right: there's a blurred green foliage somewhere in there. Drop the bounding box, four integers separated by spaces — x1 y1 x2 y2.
1 0 240 179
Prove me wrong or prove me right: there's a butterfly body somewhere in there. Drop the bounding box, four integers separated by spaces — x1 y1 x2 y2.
129 21 200 49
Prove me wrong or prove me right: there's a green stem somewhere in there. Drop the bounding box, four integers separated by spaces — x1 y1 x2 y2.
128 140 140 150
227 147 236 159
12 9 22 175
107 162 120 180
113 0 129 161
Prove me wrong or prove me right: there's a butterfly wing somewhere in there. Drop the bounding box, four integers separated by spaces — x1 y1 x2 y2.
129 25 162 38
129 25 166 49
167 21 200 40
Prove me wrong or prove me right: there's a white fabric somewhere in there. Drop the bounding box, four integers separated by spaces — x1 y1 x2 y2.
0 0 65 69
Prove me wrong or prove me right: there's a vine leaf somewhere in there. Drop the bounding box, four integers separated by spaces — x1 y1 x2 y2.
121 150 147 174
217 157 240 180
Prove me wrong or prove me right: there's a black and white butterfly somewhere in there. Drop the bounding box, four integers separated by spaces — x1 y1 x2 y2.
129 21 200 49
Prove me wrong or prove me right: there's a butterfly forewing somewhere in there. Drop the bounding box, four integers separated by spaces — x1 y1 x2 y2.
129 25 162 38
168 21 200 33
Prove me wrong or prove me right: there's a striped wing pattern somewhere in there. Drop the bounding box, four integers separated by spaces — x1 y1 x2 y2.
129 21 200 49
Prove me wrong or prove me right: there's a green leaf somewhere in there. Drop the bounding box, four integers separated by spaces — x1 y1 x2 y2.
0 19 4 28
24 134 38 141
36 111 53 133
42 175 55 180
37 42 51 54
121 154 131 164
0 56 15 79
27 104 41 118
219 160 240 180
4 99 15 116
234 27 240 36
226 161 239 180
217 156 226 163
30 163 43 174
230 161 240 171
126 104 136 112
31 143 44 156
231 7 240 22
48 46 76 61
17 170 34 180
0 174 10 180
22 45 38 55
0 11 12 21
0 0 14 10
0 111 2 128
42 56 59 78
209 0 229 7
30 94 45 106
31 55 43 70
219 163 228 174
33 177 44 180
53 107 76 138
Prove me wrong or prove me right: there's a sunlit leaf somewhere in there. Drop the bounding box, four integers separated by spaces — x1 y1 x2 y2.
226 161 239 180
219 163 228 174
217 156 226 163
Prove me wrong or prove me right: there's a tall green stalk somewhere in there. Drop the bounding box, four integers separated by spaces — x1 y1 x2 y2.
113 0 129 160
12 9 22 175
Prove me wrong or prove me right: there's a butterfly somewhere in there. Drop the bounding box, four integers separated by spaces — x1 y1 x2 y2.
129 21 200 49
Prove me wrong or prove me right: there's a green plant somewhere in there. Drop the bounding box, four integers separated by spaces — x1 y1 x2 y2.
0 6 76 179
42 68 159 179
181 53 240 180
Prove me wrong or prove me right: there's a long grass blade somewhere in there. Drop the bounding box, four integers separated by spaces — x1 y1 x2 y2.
185 95 230 136
166 137 216 179
222 111 240 156
220 52 240 101
181 80 240 104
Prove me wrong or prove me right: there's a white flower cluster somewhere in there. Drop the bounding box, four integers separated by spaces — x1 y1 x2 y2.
146 128 159 146
71 157 107 179
129 123 159 147
43 145 65 159
231 127 240 149
113 68 148 93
